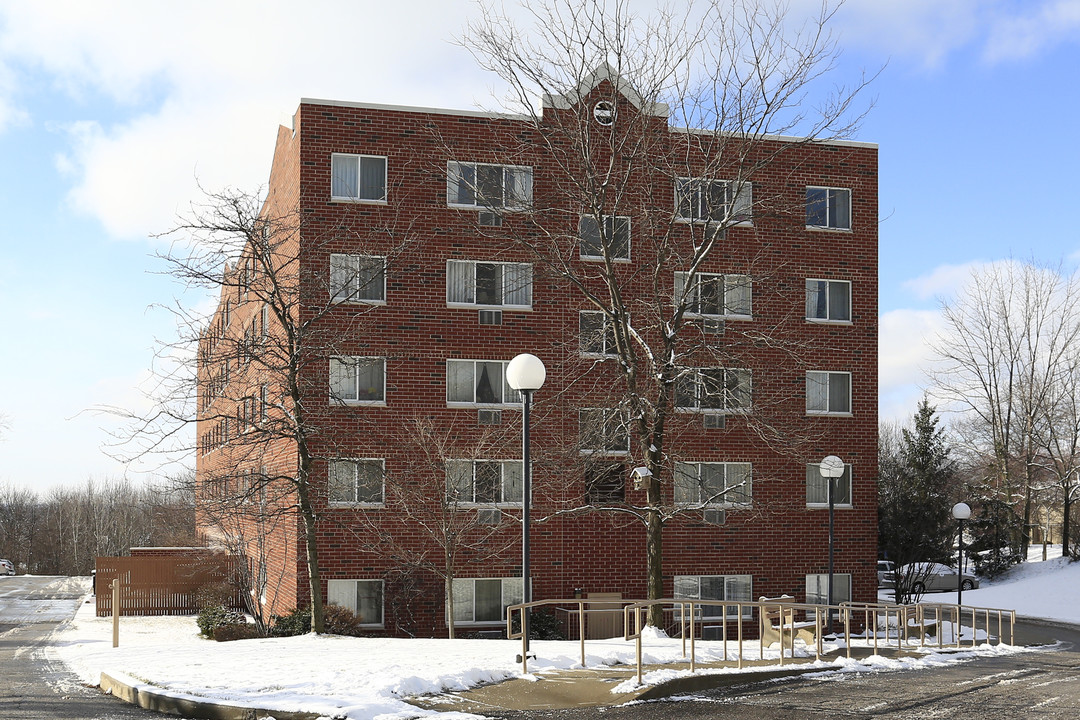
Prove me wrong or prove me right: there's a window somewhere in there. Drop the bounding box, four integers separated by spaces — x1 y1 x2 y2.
805 573 851 617
806 371 851 415
327 579 383 626
446 460 523 505
451 577 523 624
579 310 617 357
447 162 532 210
805 279 851 322
579 215 630 260
806 461 852 507
579 408 629 454
674 462 752 507
329 459 384 505
330 357 385 404
675 368 752 413
331 154 387 202
446 261 532 308
674 575 753 618
675 272 751 318
675 178 752 224
330 254 386 303
805 186 851 230
446 359 520 406
585 463 625 504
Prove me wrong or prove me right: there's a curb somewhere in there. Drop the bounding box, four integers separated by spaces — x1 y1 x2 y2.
100 672 326 720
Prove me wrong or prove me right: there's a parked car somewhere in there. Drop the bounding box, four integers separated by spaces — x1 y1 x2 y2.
898 562 979 594
877 560 896 588
0 559 14 576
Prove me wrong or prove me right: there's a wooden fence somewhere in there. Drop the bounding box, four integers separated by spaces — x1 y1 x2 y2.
95 554 243 617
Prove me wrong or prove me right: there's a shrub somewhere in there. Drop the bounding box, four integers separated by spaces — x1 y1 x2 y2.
270 605 371 637
197 604 244 639
194 583 235 610
510 610 565 641
270 607 311 637
213 623 262 642
324 604 369 637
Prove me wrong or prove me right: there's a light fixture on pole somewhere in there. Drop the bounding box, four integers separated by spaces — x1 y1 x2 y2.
819 455 845 634
952 502 972 607
506 353 545 665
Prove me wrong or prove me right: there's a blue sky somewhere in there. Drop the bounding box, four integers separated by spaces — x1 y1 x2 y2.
1 0 1078 493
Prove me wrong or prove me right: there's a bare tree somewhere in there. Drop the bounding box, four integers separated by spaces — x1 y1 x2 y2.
460 0 873 624
113 183 420 633
930 260 1080 561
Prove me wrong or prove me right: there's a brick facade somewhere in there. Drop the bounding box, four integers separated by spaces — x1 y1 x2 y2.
196 71 878 637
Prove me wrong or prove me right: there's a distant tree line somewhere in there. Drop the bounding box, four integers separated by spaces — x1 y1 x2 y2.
0 477 197 575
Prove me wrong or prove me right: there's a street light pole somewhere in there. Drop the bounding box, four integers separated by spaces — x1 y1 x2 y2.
506 353 546 666
819 455 845 635
952 502 972 607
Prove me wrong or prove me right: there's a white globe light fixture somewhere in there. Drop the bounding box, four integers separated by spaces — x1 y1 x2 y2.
506 353 546 391
507 353 545 670
819 455 845 634
952 502 972 607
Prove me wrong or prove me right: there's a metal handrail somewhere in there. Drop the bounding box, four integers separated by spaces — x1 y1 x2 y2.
506 596 1016 680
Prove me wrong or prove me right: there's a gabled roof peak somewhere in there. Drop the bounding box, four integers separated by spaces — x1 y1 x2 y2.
542 63 668 117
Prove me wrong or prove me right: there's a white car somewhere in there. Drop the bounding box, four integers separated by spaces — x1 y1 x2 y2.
899 562 979 593
0 559 14 576
877 560 896 587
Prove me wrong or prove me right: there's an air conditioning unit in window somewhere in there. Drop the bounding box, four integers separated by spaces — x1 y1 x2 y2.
703 508 727 526
704 413 727 430
479 310 502 326
479 211 503 227
478 409 502 425
702 318 726 336
477 508 502 525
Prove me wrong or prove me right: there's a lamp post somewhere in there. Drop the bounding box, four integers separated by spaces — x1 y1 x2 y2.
952 502 972 607
819 455 845 634
506 353 545 661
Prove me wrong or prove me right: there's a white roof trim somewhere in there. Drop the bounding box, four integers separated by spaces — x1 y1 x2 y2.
541 63 669 117
299 98 531 122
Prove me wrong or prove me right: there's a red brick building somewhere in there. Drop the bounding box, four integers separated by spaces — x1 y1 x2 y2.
196 68 878 637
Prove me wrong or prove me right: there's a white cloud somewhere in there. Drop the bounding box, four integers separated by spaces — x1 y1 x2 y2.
0 1 500 240
878 307 945 424
901 260 987 301
830 0 983 69
983 0 1080 62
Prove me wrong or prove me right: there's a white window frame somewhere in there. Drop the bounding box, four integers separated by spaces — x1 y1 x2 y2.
674 178 753 225
579 310 618 358
446 359 521 407
805 186 851 231
673 574 753 619
330 153 388 203
674 272 752 319
330 254 387 304
579 408 630 455
446 260 532 309
675 368 752 414
450 577 523 625
674 462 752 508
806 370 852 416
805 573 851 618
805 278 851 323
446 161 533 210
446 459 524 507
806 462 853 507
328 458 385 506
329 356 386 405
579 214 631 261
327 579 384 627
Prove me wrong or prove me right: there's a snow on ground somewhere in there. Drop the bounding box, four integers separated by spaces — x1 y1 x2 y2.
49 548 1078 720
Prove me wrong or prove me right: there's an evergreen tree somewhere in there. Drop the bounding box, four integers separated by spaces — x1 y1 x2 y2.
878 399 957 601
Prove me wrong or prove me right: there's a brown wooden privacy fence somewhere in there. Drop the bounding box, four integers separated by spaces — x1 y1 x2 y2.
95 555 242 617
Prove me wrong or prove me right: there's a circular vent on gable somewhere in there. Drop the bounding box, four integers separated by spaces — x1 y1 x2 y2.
593 100 616 126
